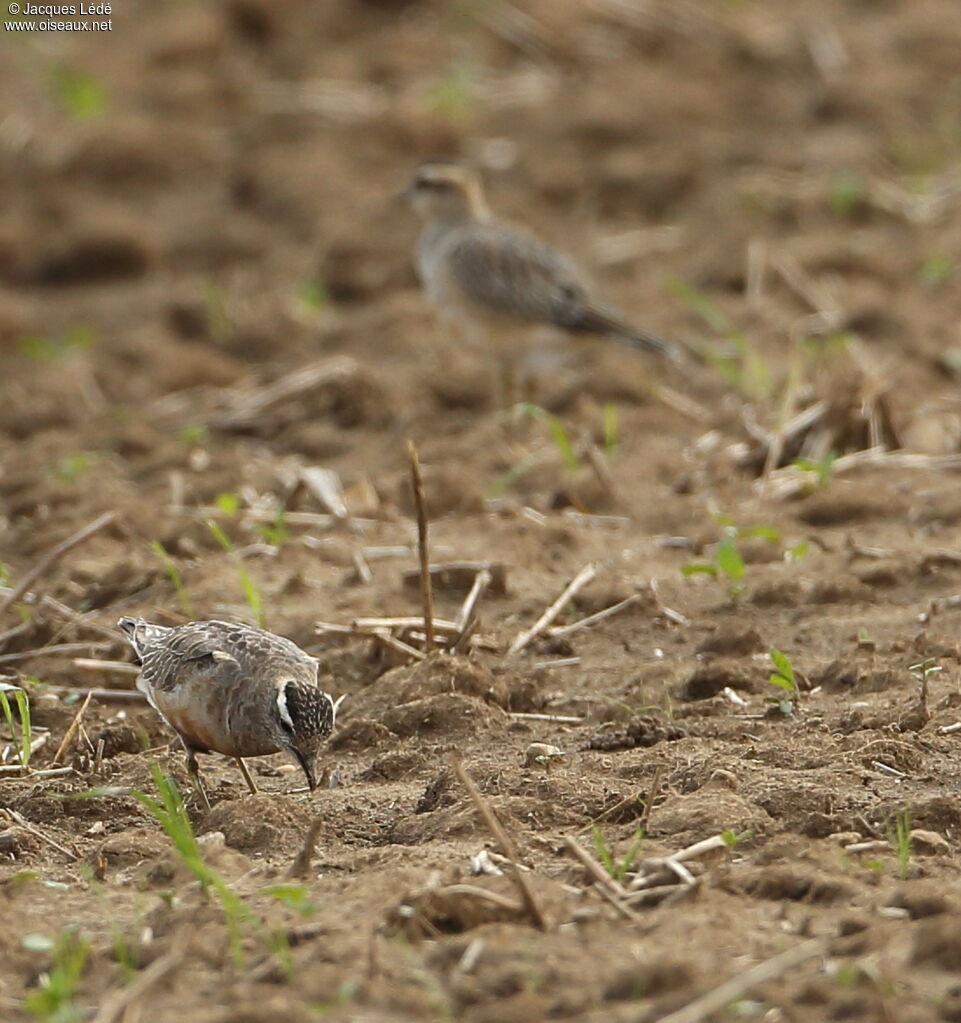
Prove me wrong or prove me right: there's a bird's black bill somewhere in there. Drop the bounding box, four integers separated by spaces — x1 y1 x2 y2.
615 328 685 363
294 750 318 791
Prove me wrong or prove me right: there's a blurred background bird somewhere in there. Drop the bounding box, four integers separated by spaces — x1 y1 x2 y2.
406 160 683 405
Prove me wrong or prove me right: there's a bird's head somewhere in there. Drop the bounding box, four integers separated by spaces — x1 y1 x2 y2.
273 680 336 790
405 160 489 222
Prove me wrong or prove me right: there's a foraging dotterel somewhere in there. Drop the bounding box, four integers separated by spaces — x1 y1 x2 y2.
118 617 339 809
407 160 682 390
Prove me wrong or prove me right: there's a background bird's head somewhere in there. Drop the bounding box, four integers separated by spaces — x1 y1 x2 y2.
273 680 335 790
405 160 489 222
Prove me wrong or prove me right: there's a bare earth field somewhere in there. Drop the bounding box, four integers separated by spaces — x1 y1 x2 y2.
5 1 961 1020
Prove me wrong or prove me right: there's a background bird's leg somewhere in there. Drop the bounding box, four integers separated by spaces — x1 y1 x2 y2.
495 354 518 412
182 743 212 811
235 756 259 795
492 324 525 417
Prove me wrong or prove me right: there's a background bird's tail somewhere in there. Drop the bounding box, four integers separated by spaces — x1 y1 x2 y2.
117 617 169 661
569 305 685 362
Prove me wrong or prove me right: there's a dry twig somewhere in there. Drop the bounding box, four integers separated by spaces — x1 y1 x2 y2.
52 691 93 765
1 808 77 859
0 511 116 619
506 562 598 658
453 569 492 653
656 939 824 1023
562 836 643 923
287 817 324 879
547 592 643 639
450 755 546 930
90 946 184 1023
407 441 435 653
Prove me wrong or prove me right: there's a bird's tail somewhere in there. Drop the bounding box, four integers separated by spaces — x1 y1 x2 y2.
569 305 684 362
117 617 169 661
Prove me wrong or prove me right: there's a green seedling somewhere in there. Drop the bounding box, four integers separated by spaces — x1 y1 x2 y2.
766 648 800 715
53 453 94 484
909 658 942 684
681 531 745 596
515 403 580 470
177 424 209 447
721 829 752 848
150 541 193 618
215 492 241 516
131 763 252 966
297 275 327 315
919 253 954 289
204 282 233 342
486 447 549 498
828 169 867 217
265 883 318 919
591 825 644 882
206 519 265 627
0 561 12 586
256 508 289 548
785 541 809 562
22 928 90 1023
890 808 912 880
603 402 619 454
0 683 31 767
50 69 106 119
426 60 475 120
729 1001 767 1018
17 327 95 363
791 450 838 490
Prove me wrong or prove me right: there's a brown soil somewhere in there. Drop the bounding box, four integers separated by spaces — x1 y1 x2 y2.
4 1 961 1020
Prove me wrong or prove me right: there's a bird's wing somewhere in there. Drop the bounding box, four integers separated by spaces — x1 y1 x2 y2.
444 224 593 327
139 622 242 695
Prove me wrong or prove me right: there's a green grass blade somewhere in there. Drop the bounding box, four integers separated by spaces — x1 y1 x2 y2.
206 519 265 627
591 825 615 877
614 828 645 882
150 540 193 618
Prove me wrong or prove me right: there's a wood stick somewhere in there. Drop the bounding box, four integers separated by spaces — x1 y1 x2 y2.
509 712 584 723
0 642 111 666
72 659 140 675
639 763 665 834
656 939 824 1023
453 569 491 653
212 356 360 428
650 384 712 424
437 884 524 913
0 765 74 778
52 691 93 765
450 755 546 931
286 817 324 879
547 593 642 639
407 441 435 653
33 594 120 642
46 687 147 704
1 808 78 860
350 617 460 632
90 946 184 1023
371 629 426 662
506 562 598 658
0 511 116 619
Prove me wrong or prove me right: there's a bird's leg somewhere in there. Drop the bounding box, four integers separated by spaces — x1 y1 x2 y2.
235 757 259 795
182 744 212 812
